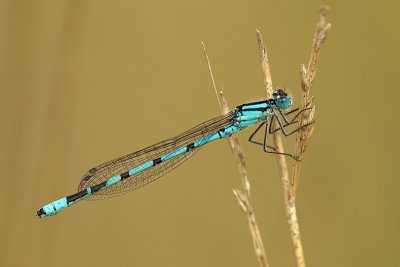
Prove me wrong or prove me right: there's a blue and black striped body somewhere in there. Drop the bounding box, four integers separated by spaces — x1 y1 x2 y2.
37 91 291 218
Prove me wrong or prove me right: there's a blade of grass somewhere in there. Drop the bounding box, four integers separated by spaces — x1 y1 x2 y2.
256 6 330 267
292 5 331 195
256 29 305 267
202 42 269 267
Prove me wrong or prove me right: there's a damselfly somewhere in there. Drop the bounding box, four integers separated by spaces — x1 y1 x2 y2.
37 89 311 218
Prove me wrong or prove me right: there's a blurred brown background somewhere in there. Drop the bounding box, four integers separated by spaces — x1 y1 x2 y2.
1 1 399 266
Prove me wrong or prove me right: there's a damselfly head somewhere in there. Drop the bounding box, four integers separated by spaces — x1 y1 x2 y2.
272 89 292 109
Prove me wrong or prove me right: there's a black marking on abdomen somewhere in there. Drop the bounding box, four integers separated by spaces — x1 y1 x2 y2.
153 157 162 166
37 208 45 217
67 190 90 203
91 181 108 193
219 128 226 134
186 142 195 152
121 171 130 180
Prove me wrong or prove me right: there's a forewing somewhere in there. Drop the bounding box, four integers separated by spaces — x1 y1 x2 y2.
78 111 234 199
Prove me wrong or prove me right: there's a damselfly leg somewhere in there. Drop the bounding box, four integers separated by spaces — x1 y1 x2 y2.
269 106 313 134
248 108 305 146
248 107 314 161
248 121 276 149
248 117 298 159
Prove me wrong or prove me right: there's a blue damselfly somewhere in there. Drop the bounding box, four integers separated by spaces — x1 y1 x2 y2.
37 89 311 218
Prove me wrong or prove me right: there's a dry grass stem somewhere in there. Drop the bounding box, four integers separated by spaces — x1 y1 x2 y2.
201 41 222 113
257 29 305 267
256 32 274 95
233 189 269 267
202 42 269 267
257 6 330 267
201 7 330 265
202 43 251 196
292 6 331 193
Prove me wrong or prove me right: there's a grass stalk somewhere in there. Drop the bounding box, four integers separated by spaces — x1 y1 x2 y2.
202 42 269 267
256 6 330 267
257 29 305 267
292 6 331 195
201 6 330 266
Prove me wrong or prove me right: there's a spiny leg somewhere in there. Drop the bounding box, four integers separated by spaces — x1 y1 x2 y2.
248 113 313 161
258 116 301 161
272 114 291 136
256 115 298 160
263 146 301 161
280 101 313 125
248 121 276 150
248 112 312 147
269 107 313 134
263 118 269 152
280 106 313 125
250 108 314 161
285 121 315 136
279 109 292 124
284 107 299 117
248 121 265 145
272 113 315 137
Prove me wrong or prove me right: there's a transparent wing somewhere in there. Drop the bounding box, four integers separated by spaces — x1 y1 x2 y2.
78 111 234 200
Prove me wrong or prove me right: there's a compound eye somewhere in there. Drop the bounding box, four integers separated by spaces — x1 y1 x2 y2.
277 89 286 95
